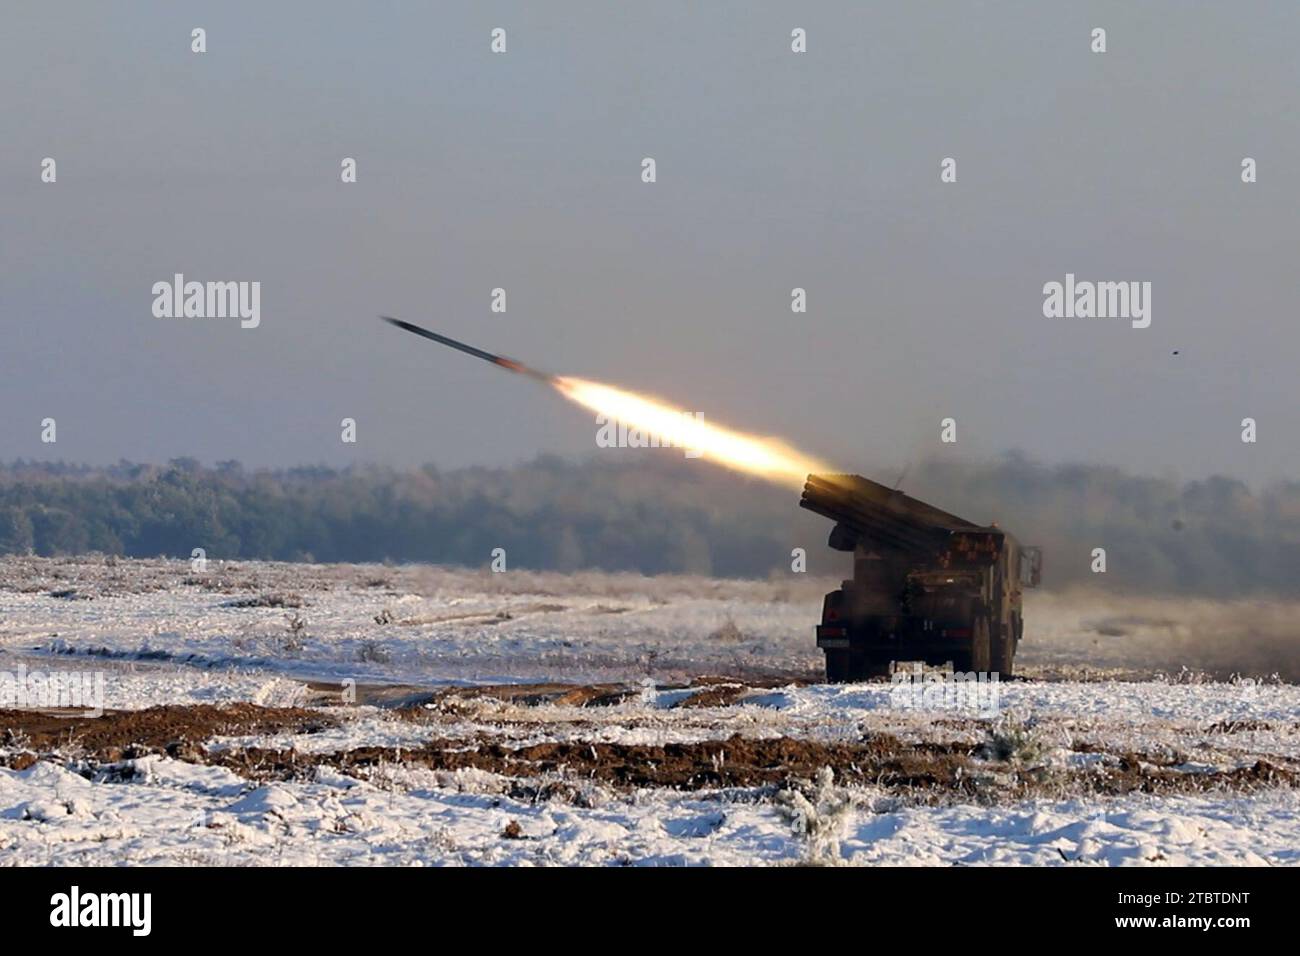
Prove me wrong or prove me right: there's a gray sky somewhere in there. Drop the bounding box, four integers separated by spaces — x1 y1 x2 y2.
2 2 1296 485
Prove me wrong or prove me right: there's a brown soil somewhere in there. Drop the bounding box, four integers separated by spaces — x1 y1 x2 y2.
140 729 1300 798
3 698 1298 800
204 732 961 791
0 704 335 767
1205 719 1274 734
433 683 635 709
673 683 751 708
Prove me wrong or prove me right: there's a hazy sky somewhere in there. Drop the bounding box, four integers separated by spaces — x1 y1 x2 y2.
3 2 1296 485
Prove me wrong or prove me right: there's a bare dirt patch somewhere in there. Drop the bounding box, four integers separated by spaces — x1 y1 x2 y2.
673 683 751 708
208 732 952 791
222 593 308 609
198 731 1300 799
4 692 1299 803
1206 718 1274 734
431 683 635 709
0 704 335 768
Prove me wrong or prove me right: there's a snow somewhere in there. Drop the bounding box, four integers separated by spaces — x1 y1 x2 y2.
2 758 1296 866
1 557 1298 866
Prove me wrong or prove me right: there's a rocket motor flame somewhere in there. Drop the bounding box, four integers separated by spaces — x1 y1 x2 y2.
380 317 833 487
553 376 831 487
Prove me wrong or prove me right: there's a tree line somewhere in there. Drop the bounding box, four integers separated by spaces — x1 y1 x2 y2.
0 453 1296 596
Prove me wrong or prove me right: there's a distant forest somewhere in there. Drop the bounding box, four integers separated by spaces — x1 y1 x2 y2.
1 454 1297 597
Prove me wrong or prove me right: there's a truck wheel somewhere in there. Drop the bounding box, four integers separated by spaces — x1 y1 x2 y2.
953 616 992 673
992 619 1016 678
848 651 893 681
826 651 891 683
825 650 851 683
972 616 992 672
859 657 894 680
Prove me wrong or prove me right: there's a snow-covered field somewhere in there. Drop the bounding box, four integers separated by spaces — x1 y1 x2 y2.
1 557 1297 866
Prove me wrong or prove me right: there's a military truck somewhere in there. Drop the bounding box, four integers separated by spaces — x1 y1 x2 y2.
800 473 1041 682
